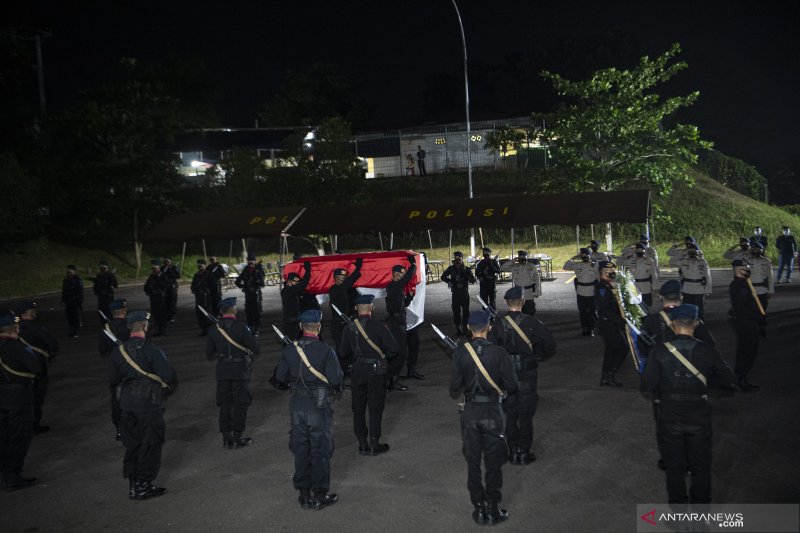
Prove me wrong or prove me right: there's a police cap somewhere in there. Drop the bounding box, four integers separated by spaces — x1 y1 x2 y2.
109 299 127 311
286 272 301 282
299 309 322 323
668 304 699 321
333 268 348 277
467 309 492 327
220 297 237 309
598 260 615 270
13 301 36 315
355 294 375 305
0 312 19 327
126 310 150 325
504 286 523 300
659 279 682 297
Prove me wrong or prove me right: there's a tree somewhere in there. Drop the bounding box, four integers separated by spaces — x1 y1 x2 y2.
484 127 526 169
540 43 711 195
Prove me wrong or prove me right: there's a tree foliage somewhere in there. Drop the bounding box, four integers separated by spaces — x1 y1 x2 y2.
697 150 767 202
541 43 711 195
484 127 526 169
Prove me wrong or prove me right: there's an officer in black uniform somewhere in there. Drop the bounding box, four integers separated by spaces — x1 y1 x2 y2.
0 312 45 491
337 294 399 455
207 297 259 449
328 258 362 351
61 264 84 337
94 260 118 322
144 259 169 337
235 254 266 336
489 287 556 465
16 301 58 435
442 251 477 336
98 299 128 440
643 304 737 504
191 259 211 336
276 309 343 511
729 259 762 391
385 255 417 391
475 248 501 310
450 309 517 526
281 261 312 340
595 260 628 387
108 310 177 500
207 256 227 316
160 258 180 322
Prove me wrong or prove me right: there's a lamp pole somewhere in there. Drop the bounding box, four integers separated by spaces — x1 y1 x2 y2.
450 0 475 258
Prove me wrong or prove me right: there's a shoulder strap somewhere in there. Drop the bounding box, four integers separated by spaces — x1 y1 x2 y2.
119 343 169 389
354 319 385 359
0 342 36 380
659 311 674 332
293 342 329 384
504 315 532 352
216 324 252 355
464 342 503 397
663 342 707 386
19 337 51 359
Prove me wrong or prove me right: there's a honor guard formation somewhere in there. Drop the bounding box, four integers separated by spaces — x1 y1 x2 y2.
0 231 795 524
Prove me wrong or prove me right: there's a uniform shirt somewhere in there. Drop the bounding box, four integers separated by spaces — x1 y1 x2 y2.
281 267 311 321
488 311 556 364
563 258 598 297
722 247 750 263
337 316 399 365
61 275 84 306
144 272 170 298
98 318 129 357
595 280 624 327
236 264 266 294
161 265 180 288
191 269 210 299
276 335 343 390
207 262 226 294
386 264 417 318
206 316 259 380
776 234 797 256
19 319 59 359
729 278 761 322
639 307 715 356
475 257 501 285
499 261 541 299
328 265 362 319
449 338 518 400
669 256 712 295
750 234 768 249
617 254 658 295
621 243 659 270
0 336 45 388
441 263 476 293
109 337 177 411
93 271 118 297
747 255 774 295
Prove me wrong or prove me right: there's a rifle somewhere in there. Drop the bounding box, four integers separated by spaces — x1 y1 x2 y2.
103 328 177 395
431 323 458 352
197 304 218 324
272 324 292 346
199 305 255 365
98 309 110 324
475 294 496 319
331 303 352 324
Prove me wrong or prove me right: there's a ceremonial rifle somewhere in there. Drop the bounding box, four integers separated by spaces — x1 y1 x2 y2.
431 323 458 352
272 324 292 346
331 304 352 324
475 294 496 319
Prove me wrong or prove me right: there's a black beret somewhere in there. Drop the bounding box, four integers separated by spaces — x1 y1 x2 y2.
669 304 699 321
150 259 161 266
247 253 256 261
579 247 590 255
66 264 77 271
355 294 375 305
220 297 237 309
518 250 528 256
126 310 150 325
333 268 348 276
659 279 682 297
590 240 600 246
99 260 109 266
197 259 206 265
482 247 491 254
598 260 615 270
453 251 464 258
109 299 127 311
392 265 406 273
467 309 491 327
732 259 749 267
299 309 322 323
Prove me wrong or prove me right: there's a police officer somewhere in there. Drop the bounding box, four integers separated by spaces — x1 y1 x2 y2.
207 256 227 316
669 243 712 318
489 287 556 465
207 297 259 449
499 250 541 315
475 247 501 310
723 237 751 264
385 255 417 391
442 251 477 336
0 312 45 491
450 309 517 526
98 299 128 440
643 304 737 504
281 261 312 340
160 258 180 322
618 243 659 308
595 261 629 387
587 240 609 263
109 310 177 500
337 294 399 455
775 226 797 283
94 260 118 322
61 264 84 337
191 259 211 336
667 235 700 262
729 259 763 391
275 309 343 511
235 254 266 336
750 226 768 250
328 258 363 350
16 301 58 434
563 248 598 336
622 234 659 271
144 259 169 337
747 242 774 336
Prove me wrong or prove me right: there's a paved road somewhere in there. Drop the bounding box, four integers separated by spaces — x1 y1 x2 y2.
2 271 799 532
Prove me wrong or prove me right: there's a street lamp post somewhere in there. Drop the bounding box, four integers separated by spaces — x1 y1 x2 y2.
450 0 476 258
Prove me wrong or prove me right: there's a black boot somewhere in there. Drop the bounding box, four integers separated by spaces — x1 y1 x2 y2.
472 502 488 525
115 425 122 441
508 447 520 464
519 449 536 464
33 424 50 435
128 478 138 499
600 371 622 388
311 492 338 510
486 501 509 524
737 376 752 392
228 433 252 449
1 473 38 492
358 439 371 456
133 480 167 500
298 488 312 510
386 376 408 392
405 367 425 380
367 437 390 456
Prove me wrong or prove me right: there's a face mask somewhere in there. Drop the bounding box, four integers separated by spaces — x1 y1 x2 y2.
519 258 527 263
636 251 645 257
607 272 617 280
580 255 589 262
742 269 751 277
688 251 698 258
590 247 598 252
784 230 790 235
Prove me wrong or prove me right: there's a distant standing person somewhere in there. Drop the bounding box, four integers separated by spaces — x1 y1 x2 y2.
61 264 84 338
441 251 477 337
94 260 118 322
499 251 541 315
775 226 797 283
160 258 180 322
16 301 58 435
750 226 768 250
191 259 211 336
729 259 764 391
207 256 226 316
475 247 501 310
416 145 427 176
144 260 169 337
405 154 415 176
235 254 266 336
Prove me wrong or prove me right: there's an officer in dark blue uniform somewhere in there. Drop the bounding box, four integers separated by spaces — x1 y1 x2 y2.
489 287 556 465
328 258 362 351
595 261 629 387
207 256 227 316
729 259 763 391
144 259 169 337
160 258 181 322
191 259 211 336
16 301 58 434
475 247 501 310
235 254 266 336
206 297 259 449
93 260 118 323
337 294 399 455
61 264 84 337
385 256 417 391
98 299 129 440
281 261 312 340
442 251 477 336
0 312 45 491
276 309 343 511
643 304 736 504
108 310 178 500
450 309 518 526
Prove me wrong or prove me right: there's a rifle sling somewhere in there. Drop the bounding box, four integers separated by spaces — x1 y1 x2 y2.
19 337 51 359
294 342 329 384
504 315 532 352
663 342 707 386
659 311 675 332
464 343 504 397
216 324 252 355
354 319 385 359
119 343 169 389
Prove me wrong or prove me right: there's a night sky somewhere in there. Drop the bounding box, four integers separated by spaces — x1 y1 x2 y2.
7 1 800 177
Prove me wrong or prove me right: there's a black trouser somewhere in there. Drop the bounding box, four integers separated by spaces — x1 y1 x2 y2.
165 286 177 321
217 380 252 434
244 292 262 333
642 293 653 308
405 325 420 371
98 294 113 324
0 388 34 476
289 395 333 494
657 415 712 504
332 320 346 364
283 318 300 341
757 294 769 333
109 385 121 426
451 290 470 330
461 404 507 506
209 290 222 317
682 293 705 319
576 294 596 330
733 318 760 379
387 316 407 379
120 409 165 482
65 302 82 333
522 299 536 316
33 375 48 427
479 281 496 309
504 369 538 451
418 160 426 176
195 295 210 332
149 295 167 334
597 320 628 373
351 360 387 443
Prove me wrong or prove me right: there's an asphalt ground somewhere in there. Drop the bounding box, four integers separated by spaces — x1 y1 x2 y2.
2 270 799 533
